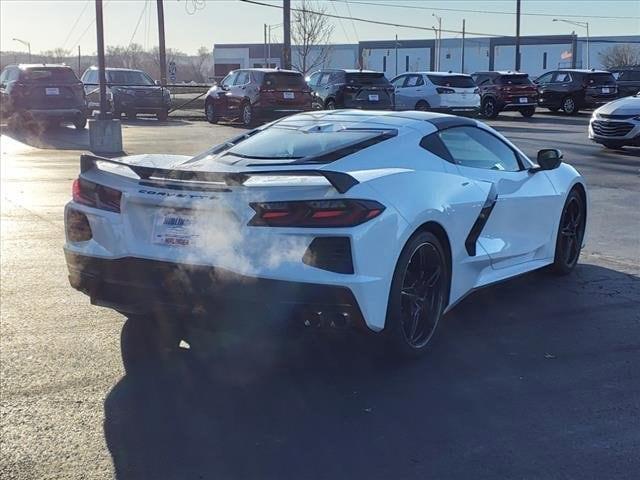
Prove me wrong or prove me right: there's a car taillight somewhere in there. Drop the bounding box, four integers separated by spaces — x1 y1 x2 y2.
436 87 455 94
72 178 122 213
66 208 92 242
248 199 385 227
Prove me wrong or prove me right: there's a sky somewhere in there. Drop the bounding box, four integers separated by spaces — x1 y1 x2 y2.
1 0 639 56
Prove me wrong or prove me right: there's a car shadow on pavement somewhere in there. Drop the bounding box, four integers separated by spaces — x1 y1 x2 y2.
0 124 90 150
103 262 639 480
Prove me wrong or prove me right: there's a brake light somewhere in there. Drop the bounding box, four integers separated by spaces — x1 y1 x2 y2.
248 199 385 227
436 87 455 94
72 178 122 213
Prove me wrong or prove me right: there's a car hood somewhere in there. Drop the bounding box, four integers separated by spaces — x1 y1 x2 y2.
596 95 640 116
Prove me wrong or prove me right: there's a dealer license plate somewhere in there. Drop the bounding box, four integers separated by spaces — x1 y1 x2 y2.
152 211 198 247
368 94 379 101
45 87 60 96
283 91 295 99
519 97 528 103
602 87 610 94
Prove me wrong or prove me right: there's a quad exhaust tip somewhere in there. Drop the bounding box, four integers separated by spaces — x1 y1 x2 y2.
302 310 351 330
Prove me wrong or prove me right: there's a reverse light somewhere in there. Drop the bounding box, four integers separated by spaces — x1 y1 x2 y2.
436 87 455 94
72 178 122 213
248 199 385 227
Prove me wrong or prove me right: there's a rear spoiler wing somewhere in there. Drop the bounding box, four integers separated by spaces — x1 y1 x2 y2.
80 154 359 193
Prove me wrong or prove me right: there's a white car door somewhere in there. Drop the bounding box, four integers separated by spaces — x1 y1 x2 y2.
438 125 560 269
402 74 426 110
391 75 409 110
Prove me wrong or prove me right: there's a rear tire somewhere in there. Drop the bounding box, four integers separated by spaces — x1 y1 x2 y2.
385 231 449 358
481 97 499 118
73 115 87 130
519 106 535 118
240 101 254 127
414 100 430 111
156 110 168 122
561 96 578 115
551 189 586 275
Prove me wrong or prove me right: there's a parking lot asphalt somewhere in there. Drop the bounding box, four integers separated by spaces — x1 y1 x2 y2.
1 111 639 479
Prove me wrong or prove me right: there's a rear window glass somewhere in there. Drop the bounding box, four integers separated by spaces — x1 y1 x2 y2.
21 68 78 83
263 72 306 88
586 73 616 85
106 70 154 86
496 75 531 85
619 70 640 81
346 73 390 86
225 126 391 161
428 75 475 88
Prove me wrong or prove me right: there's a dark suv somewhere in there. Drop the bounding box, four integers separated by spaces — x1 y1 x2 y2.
534 69 618 115
0 64 87 129
307 69 394 110
81 67 171 121
204 68 312 127
471 71 538 118
610 68 640 97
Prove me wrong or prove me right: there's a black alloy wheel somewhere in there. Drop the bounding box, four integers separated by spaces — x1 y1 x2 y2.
562 96 578 115
482 98 498 118
551 190 586 275
387 231 448 357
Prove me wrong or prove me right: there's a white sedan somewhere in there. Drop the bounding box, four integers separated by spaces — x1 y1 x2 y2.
64 110 587 357
589 93 640 149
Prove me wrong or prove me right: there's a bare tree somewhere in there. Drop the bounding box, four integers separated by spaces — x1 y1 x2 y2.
598 44 640 69
42 48 70 63
189 46 211 83
291 0 334 76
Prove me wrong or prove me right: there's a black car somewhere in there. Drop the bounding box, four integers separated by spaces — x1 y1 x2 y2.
0 64 87 129
81 67 171 120
306 69 394 110
470 71 539 118
534 69 618 115
610 68 640 98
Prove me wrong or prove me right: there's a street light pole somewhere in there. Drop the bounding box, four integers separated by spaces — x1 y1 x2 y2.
553 18 590 69
432 14 442 71
461 19 466 73
515 0 521 71
157 0 167 85
12 38 31 62
94 0 108 119
283 0 291 69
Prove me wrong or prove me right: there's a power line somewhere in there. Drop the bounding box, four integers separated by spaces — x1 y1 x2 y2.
129 1 148 45
331 0 640 21
330 1 353 43
343 0 360 42
62 0 91 50
238 0 500 37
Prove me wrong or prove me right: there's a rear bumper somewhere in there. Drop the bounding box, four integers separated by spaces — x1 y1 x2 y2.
254 106 312 118
65 251 366 328
430 106 479 114
26 108 85 119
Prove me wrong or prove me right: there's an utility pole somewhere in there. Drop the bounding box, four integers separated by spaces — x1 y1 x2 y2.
157 0 167 84
515 0 521 71
432 14 442 71
95 0 108 119
461 19 466 73
395 34 398 76
283 0 291 69
264 24 268 67
78 45 81 76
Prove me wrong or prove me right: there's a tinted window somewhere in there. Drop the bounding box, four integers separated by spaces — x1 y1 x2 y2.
586 73 616 85
21 67 78 83
428 75 475 88
307 72 321 86
106 70 154 85
536 72 554 84
221 72 237 87
617 70 640 81
318 72 332 85
226 126 392 161
391 75 407 87
263 72 305 88
438 126 520 172
553 72 572 83
345 72 389 86
234 71 250 85
496 75 531 85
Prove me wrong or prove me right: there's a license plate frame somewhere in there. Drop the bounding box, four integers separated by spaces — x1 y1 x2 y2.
519 97 528 103
602 87 610 94
152 210 198 247
45 87 60 96
368 94 379 102
283 91 295 99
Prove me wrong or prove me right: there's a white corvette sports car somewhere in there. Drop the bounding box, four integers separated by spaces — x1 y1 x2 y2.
64 110 587 356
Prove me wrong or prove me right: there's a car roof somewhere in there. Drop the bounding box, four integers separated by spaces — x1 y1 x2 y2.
415 71 471 76
558 69 611 74
86 66 147 73
239 68 301 74
276 109 476 132
18 64 72 70
472 71 527 76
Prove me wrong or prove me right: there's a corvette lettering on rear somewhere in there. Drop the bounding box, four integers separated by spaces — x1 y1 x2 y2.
138 189 217 200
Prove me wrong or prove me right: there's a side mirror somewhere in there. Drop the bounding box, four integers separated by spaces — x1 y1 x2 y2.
532 149 563 172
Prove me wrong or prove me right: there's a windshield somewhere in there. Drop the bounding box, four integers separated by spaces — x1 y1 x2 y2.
346 72 390 86
224 125 391 161
428 75 476 88
107 70 155 86
496 75 531 85
263 72 306 89
21 68 78 83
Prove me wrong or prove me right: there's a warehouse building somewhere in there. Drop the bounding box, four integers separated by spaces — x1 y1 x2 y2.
213 34 640 79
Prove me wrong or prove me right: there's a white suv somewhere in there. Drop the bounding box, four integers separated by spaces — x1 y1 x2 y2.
391 72 480 114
